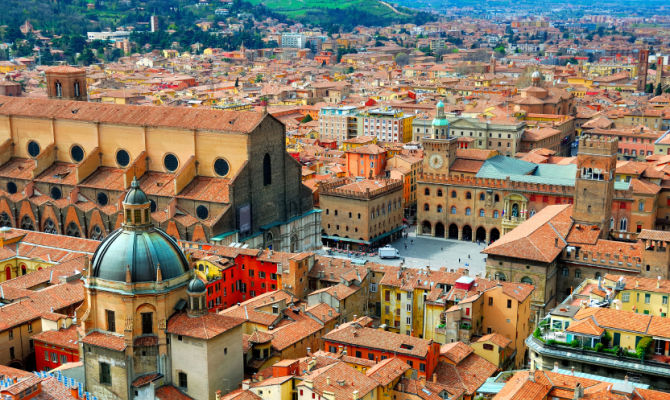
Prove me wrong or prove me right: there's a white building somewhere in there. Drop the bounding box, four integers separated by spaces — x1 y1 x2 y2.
281 33 306 48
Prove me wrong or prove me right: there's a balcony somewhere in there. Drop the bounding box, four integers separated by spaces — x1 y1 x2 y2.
526 335 670 379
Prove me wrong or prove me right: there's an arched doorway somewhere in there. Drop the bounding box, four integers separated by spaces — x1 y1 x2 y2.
435 222 445 238
448 224 458 239
490 228 500 243
476 227 486 242
421 221 431 235
5 266 11 281
462 225 472 241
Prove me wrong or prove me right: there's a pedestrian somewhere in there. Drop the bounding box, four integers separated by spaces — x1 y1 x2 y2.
441 247 443 251
468 254 470 259
458 258 461 263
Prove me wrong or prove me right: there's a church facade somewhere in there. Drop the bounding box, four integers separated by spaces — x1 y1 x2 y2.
0 81 319 252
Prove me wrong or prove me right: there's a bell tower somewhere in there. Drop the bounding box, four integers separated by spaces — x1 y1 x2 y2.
421 100 457 176
45 65 87 101
573 135 618 236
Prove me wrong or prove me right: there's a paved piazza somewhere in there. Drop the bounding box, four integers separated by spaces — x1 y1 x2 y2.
318 227 488 276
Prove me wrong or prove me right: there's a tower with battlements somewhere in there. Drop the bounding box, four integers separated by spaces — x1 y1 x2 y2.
573 135 618 235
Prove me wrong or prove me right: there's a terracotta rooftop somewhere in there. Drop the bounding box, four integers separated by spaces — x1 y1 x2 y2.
167 312 244 340
323 322 433 358
0 95 265 133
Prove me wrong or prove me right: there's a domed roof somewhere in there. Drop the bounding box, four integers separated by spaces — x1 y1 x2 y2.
91 228 189 283
436 100 444 108
124 177 149 205
531 70 541 79
187 277 206 293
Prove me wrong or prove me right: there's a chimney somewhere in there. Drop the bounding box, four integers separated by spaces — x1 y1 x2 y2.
432 373 437 383
571 366 575 375
70 386 79 399
658 276 661 288
353 390 359 400
555 238 559 247
573 383 584 400
307 347 311 355
553 362 559 372
69 186 79 204
326 377 331 386
24 181 34 198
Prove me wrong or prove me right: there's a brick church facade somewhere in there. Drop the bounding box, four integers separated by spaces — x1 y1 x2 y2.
0 70 320 252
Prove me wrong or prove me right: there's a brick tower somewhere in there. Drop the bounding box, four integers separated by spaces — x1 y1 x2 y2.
573 135 618 236
45 65 87 101
637 49 649 92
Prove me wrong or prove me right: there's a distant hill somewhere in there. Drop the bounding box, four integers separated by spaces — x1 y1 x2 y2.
247 0 436 30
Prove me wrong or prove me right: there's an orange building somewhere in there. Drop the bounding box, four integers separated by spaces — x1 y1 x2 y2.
323 320 441 379
345 144 387 178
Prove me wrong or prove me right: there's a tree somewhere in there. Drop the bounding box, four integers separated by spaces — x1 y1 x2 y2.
656 83 663 96
301 114 313 123
395 52 409 66
645 83 654 93
255 74 263 83
77 48 96 66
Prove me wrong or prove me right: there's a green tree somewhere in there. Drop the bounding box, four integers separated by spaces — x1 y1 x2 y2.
645 83 654 93
77 48 96 66
656 83 663 96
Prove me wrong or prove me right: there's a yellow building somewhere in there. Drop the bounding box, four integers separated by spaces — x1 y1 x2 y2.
605 274 670 317
381 271 533 368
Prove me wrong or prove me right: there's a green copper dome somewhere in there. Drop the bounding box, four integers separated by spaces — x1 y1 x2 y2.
124 177 149 205
91 228 190 283
91 178 189 284
187 277 206 293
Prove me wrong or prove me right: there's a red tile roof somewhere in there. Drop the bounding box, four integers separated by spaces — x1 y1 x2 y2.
484 204 573 262
0 95 265 133
167 312 244 340
80 331 126 352
32 325 78 351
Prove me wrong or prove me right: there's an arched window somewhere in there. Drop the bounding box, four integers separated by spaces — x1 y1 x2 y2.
20 216 34 231
465 207 471 216
263 153 272 186
493 210 499 218
619 218 628 232
43 219 57 234
424 188 430 196
437 189 443 197
0 212 11 227
465 192 472 199
424 204 429 211
479 209 485 217
451 190 457 198
451 206 457 214
494 272 506 281
494 194 500 202
521 276 533 285
437 205 443 213
479 192 485 201
66 222 81 237
55 81 62 97
91 225 103 240
595 272 601 279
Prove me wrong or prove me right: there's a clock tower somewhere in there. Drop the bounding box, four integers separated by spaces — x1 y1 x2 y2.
421 101 457 176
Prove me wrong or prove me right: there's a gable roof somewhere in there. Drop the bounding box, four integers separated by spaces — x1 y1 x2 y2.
483 204 573 262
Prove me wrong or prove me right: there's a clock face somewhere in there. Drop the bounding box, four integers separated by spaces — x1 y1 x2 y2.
429 154 443 170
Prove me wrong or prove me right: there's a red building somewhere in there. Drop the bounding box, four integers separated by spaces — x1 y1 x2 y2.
315 52 335 65
190 247 285 312
322 321 440 378
32 325 79 372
